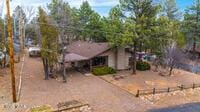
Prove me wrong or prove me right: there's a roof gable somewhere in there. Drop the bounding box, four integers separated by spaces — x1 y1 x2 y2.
66 41 110 59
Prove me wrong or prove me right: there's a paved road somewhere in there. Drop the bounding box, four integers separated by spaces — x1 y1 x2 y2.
148 102 200 112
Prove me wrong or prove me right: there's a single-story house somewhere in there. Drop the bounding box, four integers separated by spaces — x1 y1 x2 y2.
64 41 132 71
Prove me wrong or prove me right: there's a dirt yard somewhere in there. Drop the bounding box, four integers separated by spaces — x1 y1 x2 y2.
101 70 200 94
0 54 154 112
1 53 200 112
0 56 22 112
100 70 200 111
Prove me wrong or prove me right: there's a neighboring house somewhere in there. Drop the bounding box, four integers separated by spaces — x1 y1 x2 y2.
64 41 132 71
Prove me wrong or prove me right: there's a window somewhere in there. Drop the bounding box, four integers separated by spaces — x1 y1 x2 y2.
92 56 108 66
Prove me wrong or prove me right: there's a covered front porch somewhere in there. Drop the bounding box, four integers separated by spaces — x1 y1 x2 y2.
64 53 108 73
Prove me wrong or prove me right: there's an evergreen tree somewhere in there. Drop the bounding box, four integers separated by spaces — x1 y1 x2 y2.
87 12 106 42
48 0 72 27
78 1 94 40
120 0 159 74
38 7 58 80
106 5 124 48
183 0 200 55
163 0 180 20
104 5 124 69
12 6 26 38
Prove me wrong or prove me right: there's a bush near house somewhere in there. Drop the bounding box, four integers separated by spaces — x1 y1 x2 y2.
92 66 116 76
136 61 151 71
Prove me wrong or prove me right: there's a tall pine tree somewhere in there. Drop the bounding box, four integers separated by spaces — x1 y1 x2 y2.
120 0 159 74
183 0 200 55
38 7 58 80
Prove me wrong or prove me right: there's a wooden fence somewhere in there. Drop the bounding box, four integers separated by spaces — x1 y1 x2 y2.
136 83 200 97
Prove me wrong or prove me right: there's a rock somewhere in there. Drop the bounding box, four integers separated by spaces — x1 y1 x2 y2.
145 81 155 86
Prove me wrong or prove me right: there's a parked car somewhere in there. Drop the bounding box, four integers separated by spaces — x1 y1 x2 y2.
28 47 41 57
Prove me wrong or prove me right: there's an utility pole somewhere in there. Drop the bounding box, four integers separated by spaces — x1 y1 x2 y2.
6 0 17 103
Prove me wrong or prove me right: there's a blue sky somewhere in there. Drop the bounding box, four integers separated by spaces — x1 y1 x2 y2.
0 0 195 17
176 0 194 11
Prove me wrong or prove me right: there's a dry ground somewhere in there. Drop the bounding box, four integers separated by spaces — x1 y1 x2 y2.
101 69 200 110
0 54 154 112
101 70 200 94
1 53 200 112
0 56 22 112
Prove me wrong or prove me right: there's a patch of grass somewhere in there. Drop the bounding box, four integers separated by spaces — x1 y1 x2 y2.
92 66 116 76
29 105 52 112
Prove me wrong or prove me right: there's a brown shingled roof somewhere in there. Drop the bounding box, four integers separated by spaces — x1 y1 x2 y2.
64 53 88 62
66 41 110 59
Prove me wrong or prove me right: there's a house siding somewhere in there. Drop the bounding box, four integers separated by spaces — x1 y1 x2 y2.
117 48 125 70
99 50 116 69
99 48 131 70
125 51 132 69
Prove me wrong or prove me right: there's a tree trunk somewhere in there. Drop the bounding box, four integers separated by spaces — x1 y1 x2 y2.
3 53 6 68
42 58 46 79
138 41 142 60
62 63 66 83
19 12 23 55
62 49 67 83
169 65 174 76
45 59 49 79
42 58 48 80
132 41 137 74
192 39 196 59
145 47 147 54
115 48 118 70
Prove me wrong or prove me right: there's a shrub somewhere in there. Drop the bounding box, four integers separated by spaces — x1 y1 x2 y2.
29 105 52 112
92 66 116 76
136 61 151 71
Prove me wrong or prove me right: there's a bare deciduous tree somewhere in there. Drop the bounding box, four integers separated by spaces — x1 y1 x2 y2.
164 42 184 76
24 6 35 23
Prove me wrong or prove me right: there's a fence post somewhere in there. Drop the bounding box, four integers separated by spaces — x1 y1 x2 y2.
153 88 156 94
136 90 140 97
193 84 195 89
167 87 170 92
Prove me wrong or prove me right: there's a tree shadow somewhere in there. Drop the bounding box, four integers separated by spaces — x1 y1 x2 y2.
147 102 200 112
